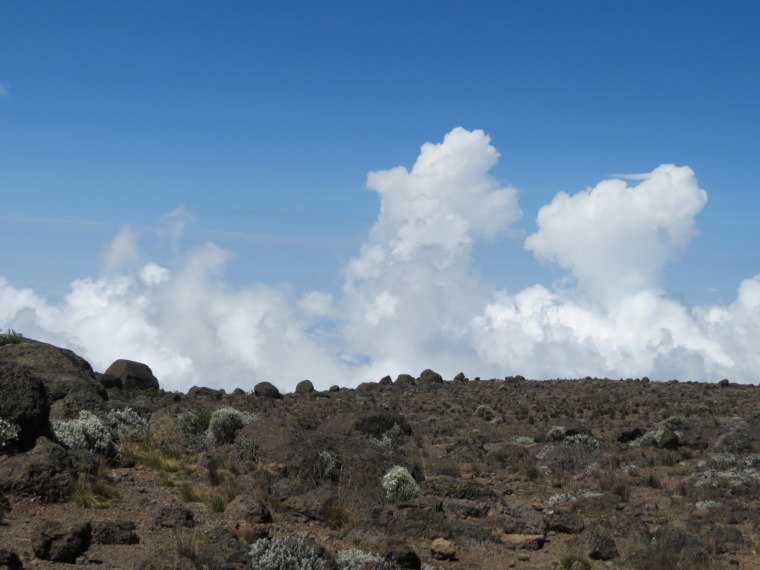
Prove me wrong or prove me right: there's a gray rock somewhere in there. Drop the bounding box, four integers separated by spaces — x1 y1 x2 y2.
295 380 314 394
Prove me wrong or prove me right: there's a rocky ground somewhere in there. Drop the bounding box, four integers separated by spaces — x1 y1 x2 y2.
1 335 760 569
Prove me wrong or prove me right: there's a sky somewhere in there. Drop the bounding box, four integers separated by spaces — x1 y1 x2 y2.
1 1 760 392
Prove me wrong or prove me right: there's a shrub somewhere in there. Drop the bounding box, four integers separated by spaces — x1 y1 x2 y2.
249 537 325 570
0 329 23 346
206 407 256 446
183 409 212 434
0 418 20 451
473 405 496 421
52 411 116 456
102 407 148 441
715 428 753 455
336 549 385 569
382 465 421 503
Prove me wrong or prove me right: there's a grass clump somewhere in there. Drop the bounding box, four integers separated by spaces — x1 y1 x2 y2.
70 460 120 508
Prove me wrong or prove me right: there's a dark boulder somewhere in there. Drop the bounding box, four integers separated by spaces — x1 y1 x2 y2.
0 338 102 402
394 374 416 387
0 548 22 570
0 436 75 502
32 520 92 563
295 380 314 394
188 386 222 399
91 519 139 545
544 508 584 534
155 506 195 528
253 381 282 400
104 359 159 391
197 526 250 570
502 504 546 536
418 369 443 384
575 524 618 561
379 538 421 569
0 361 50 450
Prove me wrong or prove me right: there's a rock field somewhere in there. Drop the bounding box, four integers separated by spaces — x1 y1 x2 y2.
2 334 760 569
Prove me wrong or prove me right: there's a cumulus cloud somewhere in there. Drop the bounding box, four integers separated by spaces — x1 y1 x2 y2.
1 127 759 390
525 165 707 302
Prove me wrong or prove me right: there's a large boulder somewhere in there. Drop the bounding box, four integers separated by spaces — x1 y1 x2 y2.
253 381 282 400
0 436 75 502
32 520 92 563
0 361 50 450
0 338 102 402
104 360 159 391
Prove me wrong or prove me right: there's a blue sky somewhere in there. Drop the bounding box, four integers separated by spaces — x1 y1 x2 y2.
1 2 759 389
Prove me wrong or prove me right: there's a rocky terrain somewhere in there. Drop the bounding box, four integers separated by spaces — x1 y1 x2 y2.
1 333 760 569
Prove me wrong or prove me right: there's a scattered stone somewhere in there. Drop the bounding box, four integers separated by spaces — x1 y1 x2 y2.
253 381 282 399
32 520 92 563
91 519 139 545
502 505 546 536
378 538 421 569
430 537 456 560
104 359 159 391
226 495 272 524
575 525 618 560
196 526 250 569
155 506 195 528
503 534 545 551
544 508 584 534
295 380 314 394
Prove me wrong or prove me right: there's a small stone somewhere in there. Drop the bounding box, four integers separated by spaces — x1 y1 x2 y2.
503 534 545 551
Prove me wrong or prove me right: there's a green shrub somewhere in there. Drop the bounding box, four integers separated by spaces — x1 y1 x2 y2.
382 465 421 503
0 329 23 346
206 407 257 446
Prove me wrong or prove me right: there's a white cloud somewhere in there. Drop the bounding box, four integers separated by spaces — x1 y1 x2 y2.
1 128 759 391
525 165 707 302
101 225 141 277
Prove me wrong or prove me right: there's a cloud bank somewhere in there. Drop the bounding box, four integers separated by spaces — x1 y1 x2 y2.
2 127 759 391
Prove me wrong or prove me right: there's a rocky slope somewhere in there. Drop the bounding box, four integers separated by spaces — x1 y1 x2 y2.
1 334 759 569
